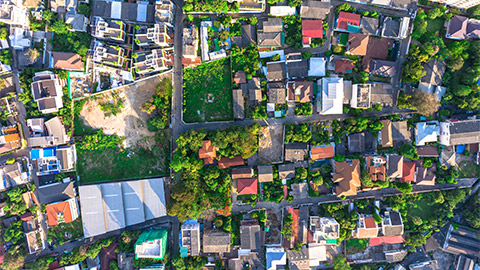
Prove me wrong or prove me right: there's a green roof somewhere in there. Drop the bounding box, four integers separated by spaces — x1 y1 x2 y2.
135 229 168 260
326 238 337 245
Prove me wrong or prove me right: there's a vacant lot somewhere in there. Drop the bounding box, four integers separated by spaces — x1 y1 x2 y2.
258 125 284 164
183 58 233 123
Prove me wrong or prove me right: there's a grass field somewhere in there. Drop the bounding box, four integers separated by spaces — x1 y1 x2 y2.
426 17 444 35
183 58 233 123
458 160 480 178
408 196 435 220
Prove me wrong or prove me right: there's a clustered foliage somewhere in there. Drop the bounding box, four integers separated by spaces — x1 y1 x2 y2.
142 77 173 131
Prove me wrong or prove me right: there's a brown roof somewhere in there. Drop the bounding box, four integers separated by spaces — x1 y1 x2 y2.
258 165 273 183
52 52 84 71
203 230 231 254
333 160 361 197
416 146 439 157
416 166 435 186
380 120 393 148
387 155 403 179
365 37 394 60
287 81 313 102
347 33 369 56
199 140 217 165
279 164 295 179
310 144 335 160
285 143 308 162
357 217 379 238
234 71 247 84
366 156 387 182
232 168 253 179
218 156 244 169
447 15 468 39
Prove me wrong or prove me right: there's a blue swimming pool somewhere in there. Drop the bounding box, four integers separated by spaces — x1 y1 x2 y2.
43 147 56 157
30 149 40 160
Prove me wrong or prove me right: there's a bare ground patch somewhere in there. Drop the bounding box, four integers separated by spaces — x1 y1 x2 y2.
258 125 284 164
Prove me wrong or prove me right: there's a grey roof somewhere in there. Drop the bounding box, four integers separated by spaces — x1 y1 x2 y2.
443 224 480 256
392 121 411 146
387 154 403 179
93 1 154 23
57 147 73 170
258 165 273 182
233 89 245 120
382 17 400 38
38 98 58 111
142 179 166 220
285 142 308 162
447 119 480 145
66 14 87 31
287 249 309 270
241 25 256 47
292 183 308 199
203 230 231 254
79 185 106 238
383 212 403 236
384 250 407 263
348 132 376 153
371 83 394 106
37 181 75 204
240 224 262 250
263 18 283 32
287 60 308 79
368 59 396 77
279 163 295 179
447 15 468 39
45 116 68 145
267 62 286 81
122 181 145 226
300 0 330 19
258 32 282 47
417 146 439 157
101 183 126 231
360 17 379 35
420 59 446 86
268 82 286 104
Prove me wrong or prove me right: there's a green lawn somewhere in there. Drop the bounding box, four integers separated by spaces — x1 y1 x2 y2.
408 196 435 220
458 160 480 178
183 58 233 123
426 17 444 35
346 239 368 254
47 218 84 246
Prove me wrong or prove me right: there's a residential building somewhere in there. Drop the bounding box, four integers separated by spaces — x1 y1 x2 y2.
203 230 231 254
285 142 308 162
401 161 416 183
319 77 344 114
237 178 258 195
248 78 262 105
302 20 323 47
447 15 480 40
416 121 439 146
135 24 170 47
308 57 326 77
134 49 169 75
440 119 480 146
182 26 199 59
181 222 200 257
37 181 76 205
300 0 330 19
367 59 396 77
430 0 480 10
45 198 79 226
392 121 411 147
266 247 287 270
308 244 327 266
79 179 167 238
456 255 476 270
310 217 340 245
233 88 245 120
287 59 309 79
28 116 69 148
258 18 283 47
353 214 379 238
380 120 393 148
382 211 404 236
333 159 361 197
351 84 371 108
360 17 379 36
232 25 257 48
347 33 369 55
387 155 403 180
135 229 168 259
441 148 457 168
26 231 42 254
198 140 217 165
292 182 308 199
409 260 439 270
0 125 21 154
240 220 262 250
286 249 310 270
267 82 286 104
30 145 76 176
335 11 361 32
442 224 480 256
92 17 126 42
0 161 29 191
92 41 125 68
416 166 436 185
279 164 295 180
66 13 88 32
226 249 265 270
335 59 354 73
218 156 244 169
50 52 84 71
366 156 387 182
382 17 410 39
155 0 173 25
31 71 64 114
50 0 76 13
232 168 253 179
371 82 395 107
348 132 376 153
417 146 439 158
310 143 335 160
287 81 313 102
266 62 287 82
0 0 29 27
419 59 446 93
258 165 273 183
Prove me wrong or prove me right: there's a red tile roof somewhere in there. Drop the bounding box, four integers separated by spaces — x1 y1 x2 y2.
336 11 361 31
335 60 354 73
302 20 323 45
237 178 258 195
311 145 335 160
46 200 74 226
401 161 416 182
369 235 405 246
218 156 244 169
199 140 217 165
364 217 377 229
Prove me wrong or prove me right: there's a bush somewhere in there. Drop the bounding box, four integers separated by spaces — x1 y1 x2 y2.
302 51 312 60
214 216 224 228
423 159 433 168
398 144 419 160
146 115 168 131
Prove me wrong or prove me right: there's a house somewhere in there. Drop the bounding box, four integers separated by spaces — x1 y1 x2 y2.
300 0 330 19
287 81 313 102
308 57 326 77
319 77 344 115
30 145 76 176
266 247 287 270
366 156 387 182
310 216 340 244
258 18 283 47
232 89 245 120
442 224 480 256
26 231 42 254
335 11 361 33
232 25 256 48
234 71 247 84
417 146 439 158
353 214 379 238
456 255 475 270
419 59 446 93
279 163 295 179
198 140 217 165
409 260 439 270
50 0 76 14
232 168 253 179
92 17 127 42
267 82 286 104
92 41 126 68
370 82 395 107
155 0 174 25
416 166 436 186
266 62 287 82
237 178 258 195
441 149 457 168
181 222 200 256
0 162 28 191
392 121 411 147
380 120 393 148
183 26 199 59
351 84 371 108
0 125 21 154
287 249 310 270
310 143 335 160
258 165 273 183
135 24 170 47
360 17 379 36
0 0 29 27
446 15 480 40
133 49 169 75
37 181 76 205
415 121 439 146
382 211 404 236
240 221 262 250
66 13 88 32
287 59 309 79
333 159 361 197
203 230 231 254
367 59 396 77
28 116 69 148
387 155 404 180
335 59 354 73
218 156 244 169
292 182 308 199
302 20 323 47
308 244 327 266
50 52 84 71
348 132 376 153
382 17 410 39
401 161 416 183
248 78 263 104
285 142 308 162
31 71 64 114
440 119 480 146
45 198 79 226
135 230 168 259
79 179 167 238
227 249 265 270
347 33 369 56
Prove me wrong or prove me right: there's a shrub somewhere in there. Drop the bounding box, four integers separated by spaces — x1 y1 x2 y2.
423 159 433 168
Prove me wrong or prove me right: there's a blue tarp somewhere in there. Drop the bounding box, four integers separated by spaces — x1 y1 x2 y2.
457 145 465 153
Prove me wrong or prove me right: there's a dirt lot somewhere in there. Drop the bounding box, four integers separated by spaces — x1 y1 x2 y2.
258 125 284 164
78 73 172 148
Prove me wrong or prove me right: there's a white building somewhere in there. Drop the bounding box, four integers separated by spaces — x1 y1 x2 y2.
319 77 344 115
415 121 439 146
429 0 480 9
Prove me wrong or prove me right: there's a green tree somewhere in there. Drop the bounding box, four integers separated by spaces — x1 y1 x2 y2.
302 51 312 60
398 143 419 160
333 256 351 270
78 3 91 17
2 246 27 270
405 233 426 251
288 0 302 7
427 7 443 19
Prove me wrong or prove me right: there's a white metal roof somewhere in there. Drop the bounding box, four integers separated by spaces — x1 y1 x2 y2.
122 181 145 226
308 58 326 77
79 185 106 238
101 183 126 231
111 1 121 19
137 2 147 22
142 179 167 220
